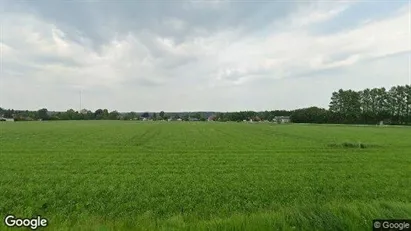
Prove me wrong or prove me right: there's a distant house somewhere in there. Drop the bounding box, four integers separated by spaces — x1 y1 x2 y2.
0 117 15 122
80 109 89 114
207 115 216 121
273 116 291 124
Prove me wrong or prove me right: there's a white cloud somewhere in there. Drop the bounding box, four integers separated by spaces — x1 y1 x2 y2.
291 3 351 27
209 4 410 84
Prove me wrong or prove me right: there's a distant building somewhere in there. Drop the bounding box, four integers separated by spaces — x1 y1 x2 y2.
80 109 89 114
208 115 216 121
0 117 15 122
273 116 291 124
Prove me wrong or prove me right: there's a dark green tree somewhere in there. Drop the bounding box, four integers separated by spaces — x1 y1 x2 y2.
159 111 165 119
37 108 49 120
109 111 120 120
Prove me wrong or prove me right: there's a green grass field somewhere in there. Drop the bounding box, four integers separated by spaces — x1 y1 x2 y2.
0 121 410 230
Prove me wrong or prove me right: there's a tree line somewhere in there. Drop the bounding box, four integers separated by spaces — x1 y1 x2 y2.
1 85 410 125
292 85 411 125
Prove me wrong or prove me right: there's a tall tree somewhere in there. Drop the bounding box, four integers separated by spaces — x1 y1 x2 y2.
37 108 49 120
108 111 120 120
102 109 109 119
406 85 411 124
94 109 104 120
329 89 361 123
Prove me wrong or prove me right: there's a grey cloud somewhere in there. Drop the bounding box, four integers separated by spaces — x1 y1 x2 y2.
12 1 302 50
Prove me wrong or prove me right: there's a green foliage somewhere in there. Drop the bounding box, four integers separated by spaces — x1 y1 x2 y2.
290 107 329 123
182 114 189 121
94 109 104 120
37 108 49 120
108 111 120 120
159 111 165 119
329 85 411 125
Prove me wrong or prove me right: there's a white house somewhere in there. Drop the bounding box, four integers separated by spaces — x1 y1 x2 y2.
0 117 15 122
273 116 291 124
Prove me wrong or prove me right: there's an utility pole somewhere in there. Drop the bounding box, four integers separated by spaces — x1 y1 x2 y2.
79 90 82 113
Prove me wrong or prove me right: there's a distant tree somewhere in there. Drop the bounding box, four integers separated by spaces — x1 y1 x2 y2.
65 109 79 120
153 112 157 120
329 89 361 123
84 110 94 120
291 107 329 124
406 85 411 124
108 111 120 120
141 112 149 118
159 111 165 119
193 112 201 120
182 114 189 121
102 109 109 119
3 109 13 118
37 108 49 120
94 109 104 120
123 112 137 120
260 111 270 121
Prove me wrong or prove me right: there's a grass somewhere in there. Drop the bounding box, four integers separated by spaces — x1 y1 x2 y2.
0 121 410 230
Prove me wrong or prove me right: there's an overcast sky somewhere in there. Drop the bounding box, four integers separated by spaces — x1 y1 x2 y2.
1 0 410 112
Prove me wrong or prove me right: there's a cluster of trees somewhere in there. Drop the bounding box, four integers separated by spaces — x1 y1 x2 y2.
0 108 151 121
0 108 49 121
1 85 410 125
0 107 213 122
291 85 411 125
